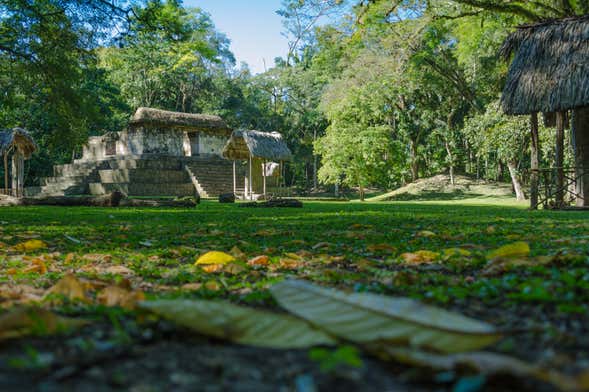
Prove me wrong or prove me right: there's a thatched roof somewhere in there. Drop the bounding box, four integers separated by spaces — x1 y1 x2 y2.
0 128 37 158
500 15 589 115
223 130 293 161
130 107 231 135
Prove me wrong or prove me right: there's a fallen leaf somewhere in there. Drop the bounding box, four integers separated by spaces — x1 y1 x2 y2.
416 230 437 238
270 280 502 353
284 252 303 260
204 280 221 291
11 239 47 252
45 274 89 303
278 258 303 270
482 256 554 276
312 242 331 250
224 263 247 275
181 283 202 291
400 250 440 264
442 248 472 258
104 265 134 275
486 242 530 260
97 286 145 309
139 299 335 349
202 264 224 273
377 347 579 392
248 255 269 267
195 251 235 266
0 308 88 341
82 253 112 263
229 246 246 260
22 258 48 274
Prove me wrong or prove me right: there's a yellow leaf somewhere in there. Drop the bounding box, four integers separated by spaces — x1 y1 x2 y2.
97 286 145 309
195 251 235 266
11 239 47 252
284 252 303 260
247 255 269 267
401 250 440 263
416 230 437 238
486 242 530 260
45 274 89 303
0 308 88 341
278 258 302 270
22 258 48 274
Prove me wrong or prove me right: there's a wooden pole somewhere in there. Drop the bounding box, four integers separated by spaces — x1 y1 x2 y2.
232 160 236 195
249 154 253 200
573 107 589 206
530 113 540 209
263 159 267 199
3 153 7 195
555 111 566 207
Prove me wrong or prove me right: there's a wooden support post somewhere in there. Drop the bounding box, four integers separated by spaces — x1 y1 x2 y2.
3 153 8 195
248 154 253 200
573 107 589 206
530 113 540 209
263 159 267 199
232 160 236 195
555 111 566 207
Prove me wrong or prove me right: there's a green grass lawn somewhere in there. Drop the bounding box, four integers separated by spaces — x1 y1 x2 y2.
0 199 588 390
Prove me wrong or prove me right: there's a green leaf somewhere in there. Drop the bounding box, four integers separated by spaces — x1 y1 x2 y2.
139 299 336 349
486 242 530 260
270 280 502 353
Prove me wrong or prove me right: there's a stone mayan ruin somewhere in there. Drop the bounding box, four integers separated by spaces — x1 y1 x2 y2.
30 107 291 199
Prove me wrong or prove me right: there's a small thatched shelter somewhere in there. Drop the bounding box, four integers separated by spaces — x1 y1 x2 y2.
223 130 292 199
0 128 37 197
500 15 589 207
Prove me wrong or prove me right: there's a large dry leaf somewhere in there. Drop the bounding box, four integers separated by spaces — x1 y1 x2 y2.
11 239 47 252
97 286 145 309
486 242 530 260
270 280 502 353
378 347 580 392
45 274 89 303
139 299 335 349
0 308 88 341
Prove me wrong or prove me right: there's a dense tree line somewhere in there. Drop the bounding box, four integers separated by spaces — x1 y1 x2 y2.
0 0 585 194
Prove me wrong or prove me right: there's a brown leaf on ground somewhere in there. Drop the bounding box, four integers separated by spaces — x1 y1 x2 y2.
229 246 246 260
97 286 145 309
181 283 203 291
104 265 134 275
22 258 48 274
201 264 224 273
482 255 554 276
45 274 90 303
400 250 440 264
0 308 88 341
367 244 396 253
81 253 113 263
277 258 303 270
248 255 269 267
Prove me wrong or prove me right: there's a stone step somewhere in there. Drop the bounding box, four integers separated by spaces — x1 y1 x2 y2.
98 169 188 184
89 182 195 197
105 158 183 171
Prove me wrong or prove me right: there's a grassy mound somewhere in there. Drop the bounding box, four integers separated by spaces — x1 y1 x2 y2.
369 174 515 201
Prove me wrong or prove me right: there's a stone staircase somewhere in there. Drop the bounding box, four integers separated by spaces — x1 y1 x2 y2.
185 158 244 198
33 156 239 198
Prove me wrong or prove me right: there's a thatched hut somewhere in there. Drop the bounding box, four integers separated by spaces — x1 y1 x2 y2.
0 128 37 197
222 130 292 199
500 15 589 207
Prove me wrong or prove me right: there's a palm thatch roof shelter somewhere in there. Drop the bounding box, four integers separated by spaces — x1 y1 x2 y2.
0 127 37 197
130 107 231 135
500 15 589 208
222 130 292 199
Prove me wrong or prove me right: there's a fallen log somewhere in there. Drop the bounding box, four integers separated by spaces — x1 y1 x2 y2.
0 192 123 207
238 199 303 208
119 198 197 208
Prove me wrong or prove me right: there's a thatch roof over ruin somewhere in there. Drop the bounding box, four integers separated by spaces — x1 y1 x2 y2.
130 107 231 134
223 130 293 161
0 128 37 158
500 15 589 115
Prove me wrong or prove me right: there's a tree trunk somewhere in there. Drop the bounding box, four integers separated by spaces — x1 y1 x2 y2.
555 111 566 207
444 140 454 185
573 107 589 206
530 113 540 209
507 161 525 201
312 130 318 190
409 140 419 182
359 184 365 201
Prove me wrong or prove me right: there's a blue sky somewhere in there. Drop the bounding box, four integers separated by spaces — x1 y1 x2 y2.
184 0 288 74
